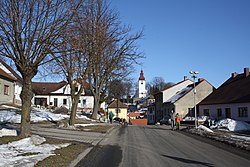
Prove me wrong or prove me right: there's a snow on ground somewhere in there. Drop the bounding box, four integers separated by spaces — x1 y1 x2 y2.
0 107 100 166
211 118 250 132
0 135 70 167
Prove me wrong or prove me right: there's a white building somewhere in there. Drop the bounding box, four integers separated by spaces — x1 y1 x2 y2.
32 81 96 112
199 68 250 122
138 70 147 98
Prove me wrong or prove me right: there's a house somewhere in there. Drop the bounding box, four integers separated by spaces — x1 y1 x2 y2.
0 60 23 105
154 77 193 122
163 78 214 120
32 81 95 112
147 102 155 124
0 68 16 104
199 68 250 123
107 99 128 122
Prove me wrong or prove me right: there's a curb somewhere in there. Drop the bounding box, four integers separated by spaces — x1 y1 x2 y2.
68 147 93 167
68 125 119 167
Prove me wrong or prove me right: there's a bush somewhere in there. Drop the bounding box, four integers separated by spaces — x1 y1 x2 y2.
53 106 69 114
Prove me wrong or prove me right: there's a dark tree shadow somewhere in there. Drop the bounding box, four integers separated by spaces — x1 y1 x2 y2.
161 154 215 167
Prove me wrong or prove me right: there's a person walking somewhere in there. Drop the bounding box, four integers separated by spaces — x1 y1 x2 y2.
109 111 114 124
170 110 175 130
175 113 181 130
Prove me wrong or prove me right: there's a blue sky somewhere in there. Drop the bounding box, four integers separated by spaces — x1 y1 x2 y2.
111 0 250 88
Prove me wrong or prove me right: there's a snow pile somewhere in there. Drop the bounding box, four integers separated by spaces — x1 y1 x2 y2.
211 118 250 132
182 116 210 121
198 125 214 133
0 109 65 124
0 135 70 167
0 128 17 137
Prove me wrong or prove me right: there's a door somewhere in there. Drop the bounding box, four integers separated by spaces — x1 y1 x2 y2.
54 98 58 107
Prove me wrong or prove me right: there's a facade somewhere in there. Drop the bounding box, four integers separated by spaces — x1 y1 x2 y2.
0 68 16 104
199 68 250 122
0 60 22 105
32 81 95 112
163 79 214 119
107 99 128 122
138 70 147 98
154 77 193 122
147 103 155 124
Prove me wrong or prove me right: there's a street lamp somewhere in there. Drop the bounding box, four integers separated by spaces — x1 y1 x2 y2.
189 71 199 128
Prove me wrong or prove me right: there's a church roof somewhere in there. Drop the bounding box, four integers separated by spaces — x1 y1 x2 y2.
139 70 145 80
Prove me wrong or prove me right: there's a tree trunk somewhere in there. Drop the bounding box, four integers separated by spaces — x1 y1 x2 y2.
19 75 33 138
92 95 100 119
69 98 78 125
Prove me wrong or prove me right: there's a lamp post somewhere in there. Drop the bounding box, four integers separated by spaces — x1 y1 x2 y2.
189 71 199 128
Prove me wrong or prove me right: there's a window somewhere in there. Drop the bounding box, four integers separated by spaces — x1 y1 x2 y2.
225 108 231 118
75 86 78 92
203 109 209 116
238 107 248 117
82 99 86 105
79 100 81 103
63 99 67 105
217 108 222 118
4 85 9 95
115 108 121 113
54 98 58 107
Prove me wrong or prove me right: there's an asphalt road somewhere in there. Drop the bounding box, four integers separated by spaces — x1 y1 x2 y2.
76 125 250 167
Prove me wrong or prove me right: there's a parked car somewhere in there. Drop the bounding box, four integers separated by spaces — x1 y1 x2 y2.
160 116 171 125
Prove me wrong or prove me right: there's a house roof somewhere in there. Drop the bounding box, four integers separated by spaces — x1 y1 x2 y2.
0 68 17 81
32 81 67 95
154 78 193 96
164 79 206 104
108 99 128 108
0 59 22 82
199 69 250 105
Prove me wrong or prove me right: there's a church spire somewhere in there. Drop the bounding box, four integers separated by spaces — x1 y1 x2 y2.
139 70 145 80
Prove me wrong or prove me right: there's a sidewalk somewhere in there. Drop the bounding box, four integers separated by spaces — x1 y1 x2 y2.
31 124 118 167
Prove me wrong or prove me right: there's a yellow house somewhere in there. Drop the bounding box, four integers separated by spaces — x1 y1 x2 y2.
107 99 128 122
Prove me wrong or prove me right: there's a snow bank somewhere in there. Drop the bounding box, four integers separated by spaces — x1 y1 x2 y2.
0 128 17 137
0 109 65 124
211 118 250 132
198 125 213 133
0 135 70 167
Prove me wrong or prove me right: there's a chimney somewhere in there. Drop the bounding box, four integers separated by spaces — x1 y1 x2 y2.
198 78 204 82
231 72 237 78
184 76 188 81
244 68 249 77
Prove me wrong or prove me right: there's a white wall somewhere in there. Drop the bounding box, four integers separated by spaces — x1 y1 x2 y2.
199 103 250 122
138 80 147 98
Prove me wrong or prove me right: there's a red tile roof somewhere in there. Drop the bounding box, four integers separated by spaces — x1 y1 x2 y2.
32 81 67 95
200 70 250 105
139 70 145 80
108 99 128 108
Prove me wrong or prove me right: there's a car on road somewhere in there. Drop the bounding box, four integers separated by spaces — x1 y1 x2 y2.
160 116 171 125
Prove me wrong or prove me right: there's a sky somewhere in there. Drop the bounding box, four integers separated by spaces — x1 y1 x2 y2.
110 0 250 88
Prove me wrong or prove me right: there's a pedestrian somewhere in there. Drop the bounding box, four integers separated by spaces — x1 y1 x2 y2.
170 110 175 130
109 111 114 124
175 113 181 130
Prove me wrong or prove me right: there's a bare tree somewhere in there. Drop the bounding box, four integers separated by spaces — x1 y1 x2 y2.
78 0 144 119
147 77 174 95
0 0 81 137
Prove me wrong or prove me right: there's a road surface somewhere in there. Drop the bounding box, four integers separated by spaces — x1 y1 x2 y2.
76 125 250 167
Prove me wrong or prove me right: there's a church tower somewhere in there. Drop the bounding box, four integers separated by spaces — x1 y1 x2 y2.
138 70 147 98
